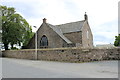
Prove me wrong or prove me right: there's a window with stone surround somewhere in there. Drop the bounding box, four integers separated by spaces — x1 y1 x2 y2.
40 35 48 47
87 31 89 39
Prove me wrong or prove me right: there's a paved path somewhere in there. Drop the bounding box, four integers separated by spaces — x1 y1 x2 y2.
1 58 118 78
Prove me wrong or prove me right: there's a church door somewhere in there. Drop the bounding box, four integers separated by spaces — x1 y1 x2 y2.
40 35 48 48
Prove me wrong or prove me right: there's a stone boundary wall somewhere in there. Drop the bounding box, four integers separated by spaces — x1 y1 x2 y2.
0 51 2 57
2 48 120 62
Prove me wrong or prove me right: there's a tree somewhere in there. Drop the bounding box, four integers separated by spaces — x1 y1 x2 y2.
114 34 120 46
1 6 33 50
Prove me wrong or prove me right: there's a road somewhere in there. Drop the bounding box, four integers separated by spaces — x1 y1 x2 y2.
1 58 118 78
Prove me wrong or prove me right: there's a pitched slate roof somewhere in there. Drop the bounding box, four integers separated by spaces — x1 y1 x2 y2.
56 20 85 33
47 20 85 43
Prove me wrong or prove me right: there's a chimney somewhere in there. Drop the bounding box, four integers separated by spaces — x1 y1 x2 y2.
43 18 47 23
84 12 88 20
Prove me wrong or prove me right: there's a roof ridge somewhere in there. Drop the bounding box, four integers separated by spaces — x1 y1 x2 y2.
55 20 85 26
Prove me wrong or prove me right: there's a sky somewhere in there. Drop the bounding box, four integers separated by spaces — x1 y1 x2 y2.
0 0 119 46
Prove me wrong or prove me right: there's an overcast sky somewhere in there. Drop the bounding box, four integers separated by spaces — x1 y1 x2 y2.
1 0 119 46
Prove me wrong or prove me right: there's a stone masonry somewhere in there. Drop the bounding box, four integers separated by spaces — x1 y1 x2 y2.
2 48 120 62
26 13 93 49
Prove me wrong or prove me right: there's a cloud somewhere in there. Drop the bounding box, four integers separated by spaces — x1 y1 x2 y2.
93 19 118 45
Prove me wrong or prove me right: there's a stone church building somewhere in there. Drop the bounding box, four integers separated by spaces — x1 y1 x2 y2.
26 13 93 49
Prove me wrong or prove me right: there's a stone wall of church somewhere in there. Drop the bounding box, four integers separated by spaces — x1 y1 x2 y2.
64 32 82 47
26 35 35 49
37 23 65 48
82 21 93 48
2 48 120 62
26 23 65 49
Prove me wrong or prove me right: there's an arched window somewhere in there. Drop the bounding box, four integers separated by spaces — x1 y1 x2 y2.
40 35 48 47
